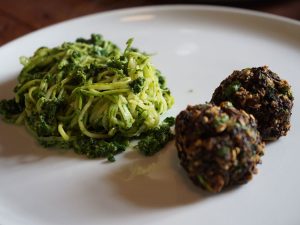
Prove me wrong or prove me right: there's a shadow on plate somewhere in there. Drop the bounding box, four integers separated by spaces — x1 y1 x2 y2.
103 141 215 208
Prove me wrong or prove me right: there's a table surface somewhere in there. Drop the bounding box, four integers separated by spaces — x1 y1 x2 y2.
0 0 299 46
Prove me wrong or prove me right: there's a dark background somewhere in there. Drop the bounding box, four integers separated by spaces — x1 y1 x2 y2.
0 0 299 46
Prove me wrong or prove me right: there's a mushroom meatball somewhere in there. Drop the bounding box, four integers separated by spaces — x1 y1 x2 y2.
211 66 293 140
175 102 264 193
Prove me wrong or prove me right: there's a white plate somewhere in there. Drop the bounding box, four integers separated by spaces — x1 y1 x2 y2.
1 5 300 225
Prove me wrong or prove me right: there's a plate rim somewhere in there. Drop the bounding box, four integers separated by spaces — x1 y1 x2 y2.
1 4 300 50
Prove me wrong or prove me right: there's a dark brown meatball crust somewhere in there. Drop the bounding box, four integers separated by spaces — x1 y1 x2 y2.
211 66 293 141
175 102 265 193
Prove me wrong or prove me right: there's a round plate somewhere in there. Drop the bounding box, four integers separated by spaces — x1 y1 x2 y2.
0 5 299 225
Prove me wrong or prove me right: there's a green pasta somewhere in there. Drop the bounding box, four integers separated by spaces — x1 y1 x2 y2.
0 34 174 161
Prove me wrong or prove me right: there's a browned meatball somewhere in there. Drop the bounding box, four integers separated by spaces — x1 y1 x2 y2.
175 102 264 193
211 66 293 141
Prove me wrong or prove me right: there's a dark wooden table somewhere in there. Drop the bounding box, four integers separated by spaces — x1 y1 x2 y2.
0 0 299 46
